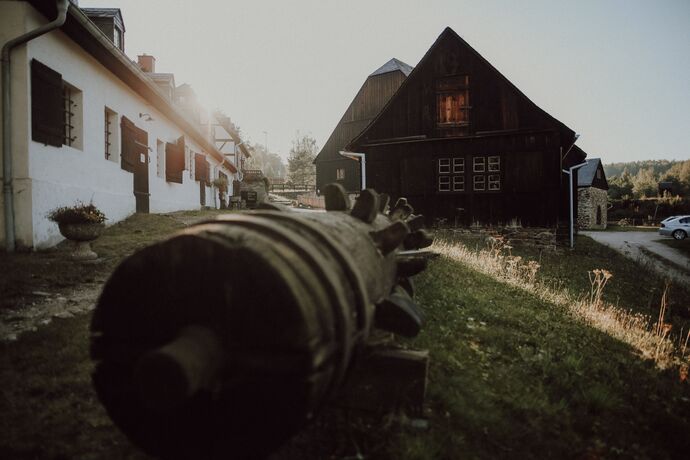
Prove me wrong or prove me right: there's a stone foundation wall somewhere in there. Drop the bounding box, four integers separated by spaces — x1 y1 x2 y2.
452 226 558 251
577 188 608 229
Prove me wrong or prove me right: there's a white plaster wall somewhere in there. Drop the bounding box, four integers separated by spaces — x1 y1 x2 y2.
6 3 238 248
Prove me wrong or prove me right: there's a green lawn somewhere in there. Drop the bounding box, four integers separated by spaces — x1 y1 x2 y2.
2 215 690 459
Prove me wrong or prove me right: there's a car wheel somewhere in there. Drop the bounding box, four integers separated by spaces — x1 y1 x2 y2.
672 230 687 240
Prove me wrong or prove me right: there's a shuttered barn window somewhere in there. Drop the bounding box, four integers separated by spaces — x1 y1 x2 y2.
31 59 64 147
165 137 185 183
437 75 470 132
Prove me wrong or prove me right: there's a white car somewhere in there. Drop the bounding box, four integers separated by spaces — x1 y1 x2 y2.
658 215 690 240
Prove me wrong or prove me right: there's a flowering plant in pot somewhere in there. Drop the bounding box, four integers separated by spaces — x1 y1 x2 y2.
48 202 107 260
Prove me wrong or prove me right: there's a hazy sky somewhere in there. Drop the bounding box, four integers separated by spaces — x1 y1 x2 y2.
79 0 690 164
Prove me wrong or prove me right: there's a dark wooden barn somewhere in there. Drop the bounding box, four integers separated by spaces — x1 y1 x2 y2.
346 27 586 228
314 58 413 193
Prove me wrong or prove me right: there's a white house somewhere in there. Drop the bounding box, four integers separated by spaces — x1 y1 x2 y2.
1 0 242 250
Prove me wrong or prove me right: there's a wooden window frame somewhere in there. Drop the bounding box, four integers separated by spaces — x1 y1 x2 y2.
438 158 451 174
336 168 346 180
488 174 501 191
473 174 486 191
473 156 485 173
453 175 464 192
436 75 470 129
453 157 464 174
488 156 500 172
438 176 451 192
63 85 76 147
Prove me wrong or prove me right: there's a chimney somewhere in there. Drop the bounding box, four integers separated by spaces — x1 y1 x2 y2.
138 54 156 73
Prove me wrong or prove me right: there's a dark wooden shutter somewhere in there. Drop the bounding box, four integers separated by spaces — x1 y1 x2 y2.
194 153 210 185
31 59 63 147
120 116 136 172
166 137 185 183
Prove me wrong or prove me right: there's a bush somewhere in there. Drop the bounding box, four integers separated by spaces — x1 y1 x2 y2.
47 202 106 225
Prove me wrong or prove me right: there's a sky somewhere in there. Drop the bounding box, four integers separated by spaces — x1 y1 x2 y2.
79 0 690 164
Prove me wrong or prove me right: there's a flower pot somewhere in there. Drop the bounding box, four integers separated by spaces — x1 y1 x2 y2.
58 222 105 260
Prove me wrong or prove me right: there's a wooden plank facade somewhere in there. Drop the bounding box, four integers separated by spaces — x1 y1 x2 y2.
315 59 413 193
347 27 586 227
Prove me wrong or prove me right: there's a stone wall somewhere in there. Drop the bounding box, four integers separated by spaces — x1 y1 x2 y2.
577 187 608 229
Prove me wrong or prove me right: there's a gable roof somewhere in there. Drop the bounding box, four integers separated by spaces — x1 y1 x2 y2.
28 1 236 173
347 27 575 149
578 158 605 187
314 58 412 163
370 58 414 77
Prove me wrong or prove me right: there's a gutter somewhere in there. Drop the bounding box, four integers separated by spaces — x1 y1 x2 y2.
2 0 69 252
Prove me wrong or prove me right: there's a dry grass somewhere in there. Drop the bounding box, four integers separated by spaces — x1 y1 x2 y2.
433 236 688 370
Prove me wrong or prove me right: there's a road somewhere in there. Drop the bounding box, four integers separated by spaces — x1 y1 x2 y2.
581 230 690 285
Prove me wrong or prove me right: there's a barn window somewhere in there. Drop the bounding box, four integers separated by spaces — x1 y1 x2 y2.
473 175 485 191
336 168 346 180
453 175 464 192
453 158 464 173
596 169 602 179
488 156 500 172
438 176 451 192
488 175 501 191
438 158 451 174
437 75 470 129
437 157 465 193
472 155 501 192
473 156 485 172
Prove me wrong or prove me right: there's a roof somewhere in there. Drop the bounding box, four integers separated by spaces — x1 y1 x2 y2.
314 58 412 163
369 58 414 77
577 158 603 187
81 7 125 31
347 27 576 150
29 1 236 173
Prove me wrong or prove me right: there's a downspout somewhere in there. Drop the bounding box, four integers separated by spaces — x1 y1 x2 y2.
2 0 70 252
339 151 366 190
562 160 588 248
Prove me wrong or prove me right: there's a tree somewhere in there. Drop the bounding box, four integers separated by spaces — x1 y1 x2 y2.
246 143 286 179
631 167 657 198
287 132 317 186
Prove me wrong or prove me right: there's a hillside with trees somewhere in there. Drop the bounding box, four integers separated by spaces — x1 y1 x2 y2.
605 159 690 199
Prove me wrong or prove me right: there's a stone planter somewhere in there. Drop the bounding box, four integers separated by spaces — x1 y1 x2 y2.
58 222 105 260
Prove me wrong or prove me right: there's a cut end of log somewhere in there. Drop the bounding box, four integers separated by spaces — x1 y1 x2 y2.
324 183 351 211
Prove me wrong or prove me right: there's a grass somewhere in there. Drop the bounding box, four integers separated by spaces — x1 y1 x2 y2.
656 237 690 258
2 215 690 459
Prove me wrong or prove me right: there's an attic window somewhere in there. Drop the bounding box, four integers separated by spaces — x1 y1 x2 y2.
113 27 122 50
596 169 601 179
437 75 470 131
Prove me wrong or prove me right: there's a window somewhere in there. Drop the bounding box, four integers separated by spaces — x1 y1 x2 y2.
113 27 122 50
336 168 346 180
473 156 485 172
61 82 83 149
453 158 464 174
438 158 451 174
473 175 485 191
453 175 464 192
596 168 602 179
472 155 501 192
437 75 470 130
438 176 451 192
488 156 500 172
104 107 119 162
437 157 465 193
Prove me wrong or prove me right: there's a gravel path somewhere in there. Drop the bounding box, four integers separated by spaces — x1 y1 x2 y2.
582 231 690 285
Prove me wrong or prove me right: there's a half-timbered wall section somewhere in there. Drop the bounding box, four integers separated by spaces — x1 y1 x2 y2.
315 58 412 193
348 27 585 227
